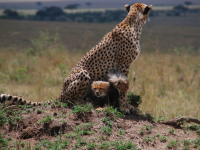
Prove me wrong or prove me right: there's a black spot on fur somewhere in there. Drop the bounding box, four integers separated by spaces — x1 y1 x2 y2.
14 97 18 101
8 95 12 100
2 96 6 102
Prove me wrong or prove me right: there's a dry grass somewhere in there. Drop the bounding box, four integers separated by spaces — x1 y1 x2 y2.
0 19 200 52
129 53 200 119
0 19 199 120
0 43 199 120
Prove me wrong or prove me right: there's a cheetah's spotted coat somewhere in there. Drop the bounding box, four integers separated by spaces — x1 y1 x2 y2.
61 3 152 113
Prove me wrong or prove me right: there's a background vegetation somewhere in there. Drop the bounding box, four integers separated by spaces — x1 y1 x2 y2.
0 17 199 121
0 4 199 121
0 4 200 22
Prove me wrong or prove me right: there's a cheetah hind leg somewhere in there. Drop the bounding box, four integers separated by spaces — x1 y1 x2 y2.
61 69 90 104
119 92 134 114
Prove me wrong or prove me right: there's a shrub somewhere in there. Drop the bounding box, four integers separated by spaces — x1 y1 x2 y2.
127 91 142 108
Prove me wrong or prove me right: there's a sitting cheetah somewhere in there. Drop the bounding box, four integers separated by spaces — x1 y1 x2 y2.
61 3 152 113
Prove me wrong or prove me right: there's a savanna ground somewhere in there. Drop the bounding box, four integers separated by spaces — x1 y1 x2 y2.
0 13 200 149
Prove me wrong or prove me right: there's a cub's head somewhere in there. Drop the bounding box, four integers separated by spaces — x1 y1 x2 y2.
113 79 129 93
125 3 152 23
91 81 110 97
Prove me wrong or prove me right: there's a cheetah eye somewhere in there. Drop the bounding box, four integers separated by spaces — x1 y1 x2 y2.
94 88 96 90
99 88 102 91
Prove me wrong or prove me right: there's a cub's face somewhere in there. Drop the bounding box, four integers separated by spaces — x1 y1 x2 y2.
113 80 129 93
91 81 110 97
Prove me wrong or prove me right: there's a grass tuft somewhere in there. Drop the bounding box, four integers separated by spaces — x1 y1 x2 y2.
37 115 52 124
167 140 180 149
127 91 142 108
71 103 93 114
103 106 124 119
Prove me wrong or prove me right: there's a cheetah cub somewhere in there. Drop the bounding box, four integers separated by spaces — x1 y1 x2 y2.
84 81 110 107
84 70 129 108
106 70 129 93
106 70 129 107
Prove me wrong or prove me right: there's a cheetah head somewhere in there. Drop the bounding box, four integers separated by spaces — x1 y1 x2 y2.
91 81 110 98
125 3 152 24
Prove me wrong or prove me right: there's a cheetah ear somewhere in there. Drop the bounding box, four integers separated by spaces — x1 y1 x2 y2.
106 82 110 87
124 4 130 12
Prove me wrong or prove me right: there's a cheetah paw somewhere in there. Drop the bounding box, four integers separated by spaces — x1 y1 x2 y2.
128 104 135 112
120 104 135 114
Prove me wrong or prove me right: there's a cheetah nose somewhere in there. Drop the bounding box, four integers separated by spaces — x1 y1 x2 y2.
96 92 100 96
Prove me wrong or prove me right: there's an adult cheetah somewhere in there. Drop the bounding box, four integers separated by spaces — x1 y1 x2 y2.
61 3 152 113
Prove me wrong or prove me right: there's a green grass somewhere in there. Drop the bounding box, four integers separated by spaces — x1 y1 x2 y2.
76 137 87 148
0 106 7 126
159 136 167 142
143 135 156 144
112 141 137 150
182 139 191 146
55 100 68 108
140 130 144 136
146 125 152 133
127 91 142 108
74 123 94 136
71 103 93 114
194 138 200 149
97 140 137 150
119 129 125 135
34 138 70 150
167 140 180 149
101 117 113 127
103 106 124 119
86 142 96 150
101 126 112 136
37 115 52 124
37 109 44 114
145 113 155 121
169 129 175 135
0 137 8 147
182 139 191 150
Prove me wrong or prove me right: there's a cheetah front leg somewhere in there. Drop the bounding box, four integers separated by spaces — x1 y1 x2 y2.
61 69 90 103
119 91 134 114
117 67 134 114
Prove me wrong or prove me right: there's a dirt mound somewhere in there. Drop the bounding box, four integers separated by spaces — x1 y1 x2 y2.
0 103 199 149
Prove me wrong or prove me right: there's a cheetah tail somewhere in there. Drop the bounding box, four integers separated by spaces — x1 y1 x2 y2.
0 94 42 106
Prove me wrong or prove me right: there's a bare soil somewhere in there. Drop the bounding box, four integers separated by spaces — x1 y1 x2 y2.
0 103 199 149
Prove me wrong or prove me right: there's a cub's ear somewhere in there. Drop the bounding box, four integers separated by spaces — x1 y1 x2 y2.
106 82 110 87
124 4 130 12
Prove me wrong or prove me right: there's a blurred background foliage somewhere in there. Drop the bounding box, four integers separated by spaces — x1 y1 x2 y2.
0 0 199 119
